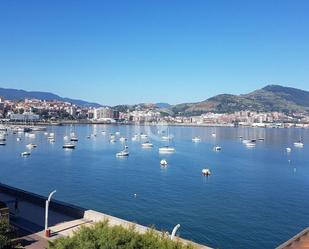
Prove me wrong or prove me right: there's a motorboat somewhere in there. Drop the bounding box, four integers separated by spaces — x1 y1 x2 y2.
119 137 127 142
242 139 251 144
110 138 116 143
286 147 292 153
161 135 173 141
159 146 176 154
132 134 139 141
160 159 168 166
140 134 148 139
202 168 211 176
49 138 56 143
115 131 121 136
31 126 47 131
246 142 256 147
214 146 222 151
116 146 129 157
192 137 201 143
142 141 153 148
16 137 21 141
211 133 216 137
70 137 78 142
26 143 37 149
294 142 304 148
21 151 31 157
0 141 6 146
63 143 75 149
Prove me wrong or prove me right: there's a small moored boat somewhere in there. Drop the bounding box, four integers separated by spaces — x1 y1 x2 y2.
142 141 153 148
202 168 211 176
159 146 176 154
63 143 75 149
214 146 222 151
21 151 31 157
192 137 201 143
116 146 129 157
294 142 304 148
26 143 37 149
160 159 168 166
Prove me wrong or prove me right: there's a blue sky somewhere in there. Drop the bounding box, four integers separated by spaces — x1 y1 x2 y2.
0 0 308 105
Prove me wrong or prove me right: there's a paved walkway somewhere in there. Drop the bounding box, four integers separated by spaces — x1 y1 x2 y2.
1 191 212 249
0 192 92 248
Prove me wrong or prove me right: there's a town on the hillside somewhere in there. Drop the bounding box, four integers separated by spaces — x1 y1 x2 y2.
0 96 309 128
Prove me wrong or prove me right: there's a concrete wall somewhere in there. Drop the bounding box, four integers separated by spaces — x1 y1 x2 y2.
0 183 85 219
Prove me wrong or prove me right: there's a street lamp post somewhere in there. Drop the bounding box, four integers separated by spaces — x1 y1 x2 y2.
45 190 56 237
171 224 180 240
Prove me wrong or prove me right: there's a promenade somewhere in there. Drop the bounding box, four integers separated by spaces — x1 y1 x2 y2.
0 184 212 249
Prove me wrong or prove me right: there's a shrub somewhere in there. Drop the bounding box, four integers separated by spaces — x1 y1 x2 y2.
48 221 195 249
0 219 17 249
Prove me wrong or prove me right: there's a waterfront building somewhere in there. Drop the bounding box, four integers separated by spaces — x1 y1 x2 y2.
9 112 40 122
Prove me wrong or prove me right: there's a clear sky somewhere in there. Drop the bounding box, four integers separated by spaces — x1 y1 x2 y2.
0 0 308 105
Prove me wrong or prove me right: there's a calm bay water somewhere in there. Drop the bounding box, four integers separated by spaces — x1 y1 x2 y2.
1 125 309 249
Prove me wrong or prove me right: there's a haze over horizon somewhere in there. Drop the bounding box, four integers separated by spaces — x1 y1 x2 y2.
0 0 309 105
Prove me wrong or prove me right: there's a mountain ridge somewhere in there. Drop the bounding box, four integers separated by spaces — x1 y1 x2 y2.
0 87 102 107
171 85 309 116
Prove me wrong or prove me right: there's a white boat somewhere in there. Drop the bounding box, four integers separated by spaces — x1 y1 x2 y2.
142 142 153 148
21 151 31 157
116 146 129 157
49 138 56 143
132 134 139 141
44 132 49 136
242 139 251 144
286 147 292 153
26 143 37 149
16 137 21 141
119 137 127 142
0 141 6 146
63 143 75 149
115 131 121 136
110 134 116 139
211 133 216 137
214 146 222 151
63 136 69 140
161 135 173 141
110 138 116 143
159 146 176 154
294 142 304 148
246 142 256 147
70 137 78 142
160 159 168 166
192 137 201 143
140 134 148 139
202 168 211 176
31 126 47 131
101 131 106 135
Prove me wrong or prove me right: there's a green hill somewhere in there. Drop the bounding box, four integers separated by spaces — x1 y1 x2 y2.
171 85 309 116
